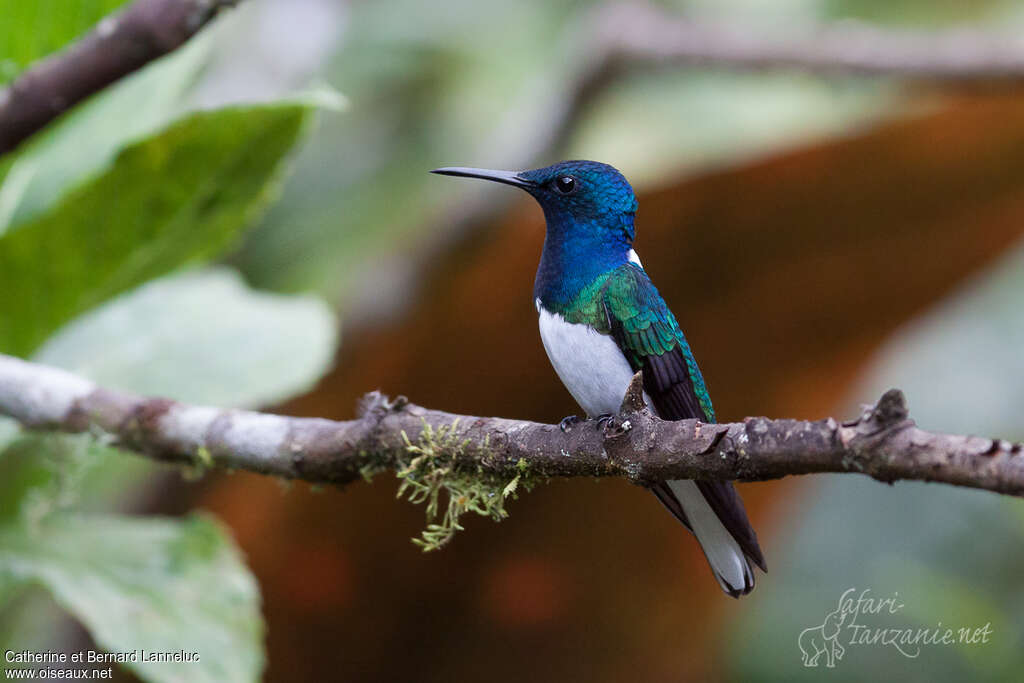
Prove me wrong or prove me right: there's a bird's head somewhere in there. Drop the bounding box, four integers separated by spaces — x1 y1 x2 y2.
431 160 638 249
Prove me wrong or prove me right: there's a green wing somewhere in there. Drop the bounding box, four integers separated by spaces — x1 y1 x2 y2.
600 264 715 422
589 265 765 573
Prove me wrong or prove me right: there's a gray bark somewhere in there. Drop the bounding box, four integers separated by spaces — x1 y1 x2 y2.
1 354 1022 497
0 0 241 154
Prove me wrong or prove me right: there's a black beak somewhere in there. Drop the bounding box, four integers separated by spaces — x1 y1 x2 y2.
430 166 534 189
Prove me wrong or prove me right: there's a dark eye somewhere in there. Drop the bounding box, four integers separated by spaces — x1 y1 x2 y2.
553 175 577 195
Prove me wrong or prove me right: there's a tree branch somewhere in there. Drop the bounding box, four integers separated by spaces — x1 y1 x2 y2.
6 0 1024 161
588 4 1024 80
537 3 1024 154
0 0 243 155
1 353 1022 497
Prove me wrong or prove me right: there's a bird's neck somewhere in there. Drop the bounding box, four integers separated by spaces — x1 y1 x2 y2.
533 219 632 316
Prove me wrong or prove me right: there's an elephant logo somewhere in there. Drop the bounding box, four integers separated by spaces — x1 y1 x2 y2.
798 608 847 668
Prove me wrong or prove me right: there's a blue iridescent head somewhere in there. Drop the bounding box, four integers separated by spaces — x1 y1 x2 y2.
431 160 637 247
431 160 639 307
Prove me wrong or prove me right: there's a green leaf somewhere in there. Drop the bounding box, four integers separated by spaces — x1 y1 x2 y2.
0 513 264 683
0 1 129 85
0 431 152 526
0 101 316 357
0 417 17 449
0 579 18 612
0 428 150 619
0 36 211 231
35 267 339 408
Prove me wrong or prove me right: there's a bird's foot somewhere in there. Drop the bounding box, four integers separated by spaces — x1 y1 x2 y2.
559 415 581 433
596 413 632 438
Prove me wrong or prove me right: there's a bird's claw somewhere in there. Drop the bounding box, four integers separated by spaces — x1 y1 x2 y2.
562 414 625 437
559 415 581 433
596 413 632 438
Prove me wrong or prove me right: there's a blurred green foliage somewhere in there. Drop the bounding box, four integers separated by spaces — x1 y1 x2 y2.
0 0 127 84
0 37 210 230
1 512 263 683
0 3 342 681
35 268 337 407
233 0 580 298
0 101 314 356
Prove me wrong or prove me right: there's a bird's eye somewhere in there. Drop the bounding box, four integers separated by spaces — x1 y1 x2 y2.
553 175 577 195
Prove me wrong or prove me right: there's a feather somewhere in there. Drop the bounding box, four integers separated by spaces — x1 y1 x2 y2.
601 263 765 594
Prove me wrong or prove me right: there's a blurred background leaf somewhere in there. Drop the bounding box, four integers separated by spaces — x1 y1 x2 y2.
35 267 338 408
0 5 343 679
0 513 263 683
0 36 211 233
0 101 317 357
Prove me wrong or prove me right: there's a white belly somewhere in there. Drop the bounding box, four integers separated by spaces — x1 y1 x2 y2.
539 302 752 593
538 306 637 417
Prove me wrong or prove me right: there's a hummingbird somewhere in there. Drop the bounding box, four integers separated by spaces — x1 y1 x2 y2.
431 160 765 596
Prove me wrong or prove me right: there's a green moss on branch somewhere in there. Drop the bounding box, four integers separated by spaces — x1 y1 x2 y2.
395 420 535 551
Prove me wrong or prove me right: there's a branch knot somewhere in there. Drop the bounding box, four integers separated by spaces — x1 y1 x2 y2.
871 388 910 427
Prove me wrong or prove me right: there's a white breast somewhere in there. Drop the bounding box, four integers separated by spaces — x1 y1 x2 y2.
537 305 638 417
538 298 752 593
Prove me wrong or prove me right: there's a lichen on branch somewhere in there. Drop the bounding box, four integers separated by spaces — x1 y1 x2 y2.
392 420 533 551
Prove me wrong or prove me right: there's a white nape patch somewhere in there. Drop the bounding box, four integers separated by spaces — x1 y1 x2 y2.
537 308 636 417
0 355 94 423
628 249 642 266
159 404 220 452
667 479 752 593
216 411 291 463
535 297 542 313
